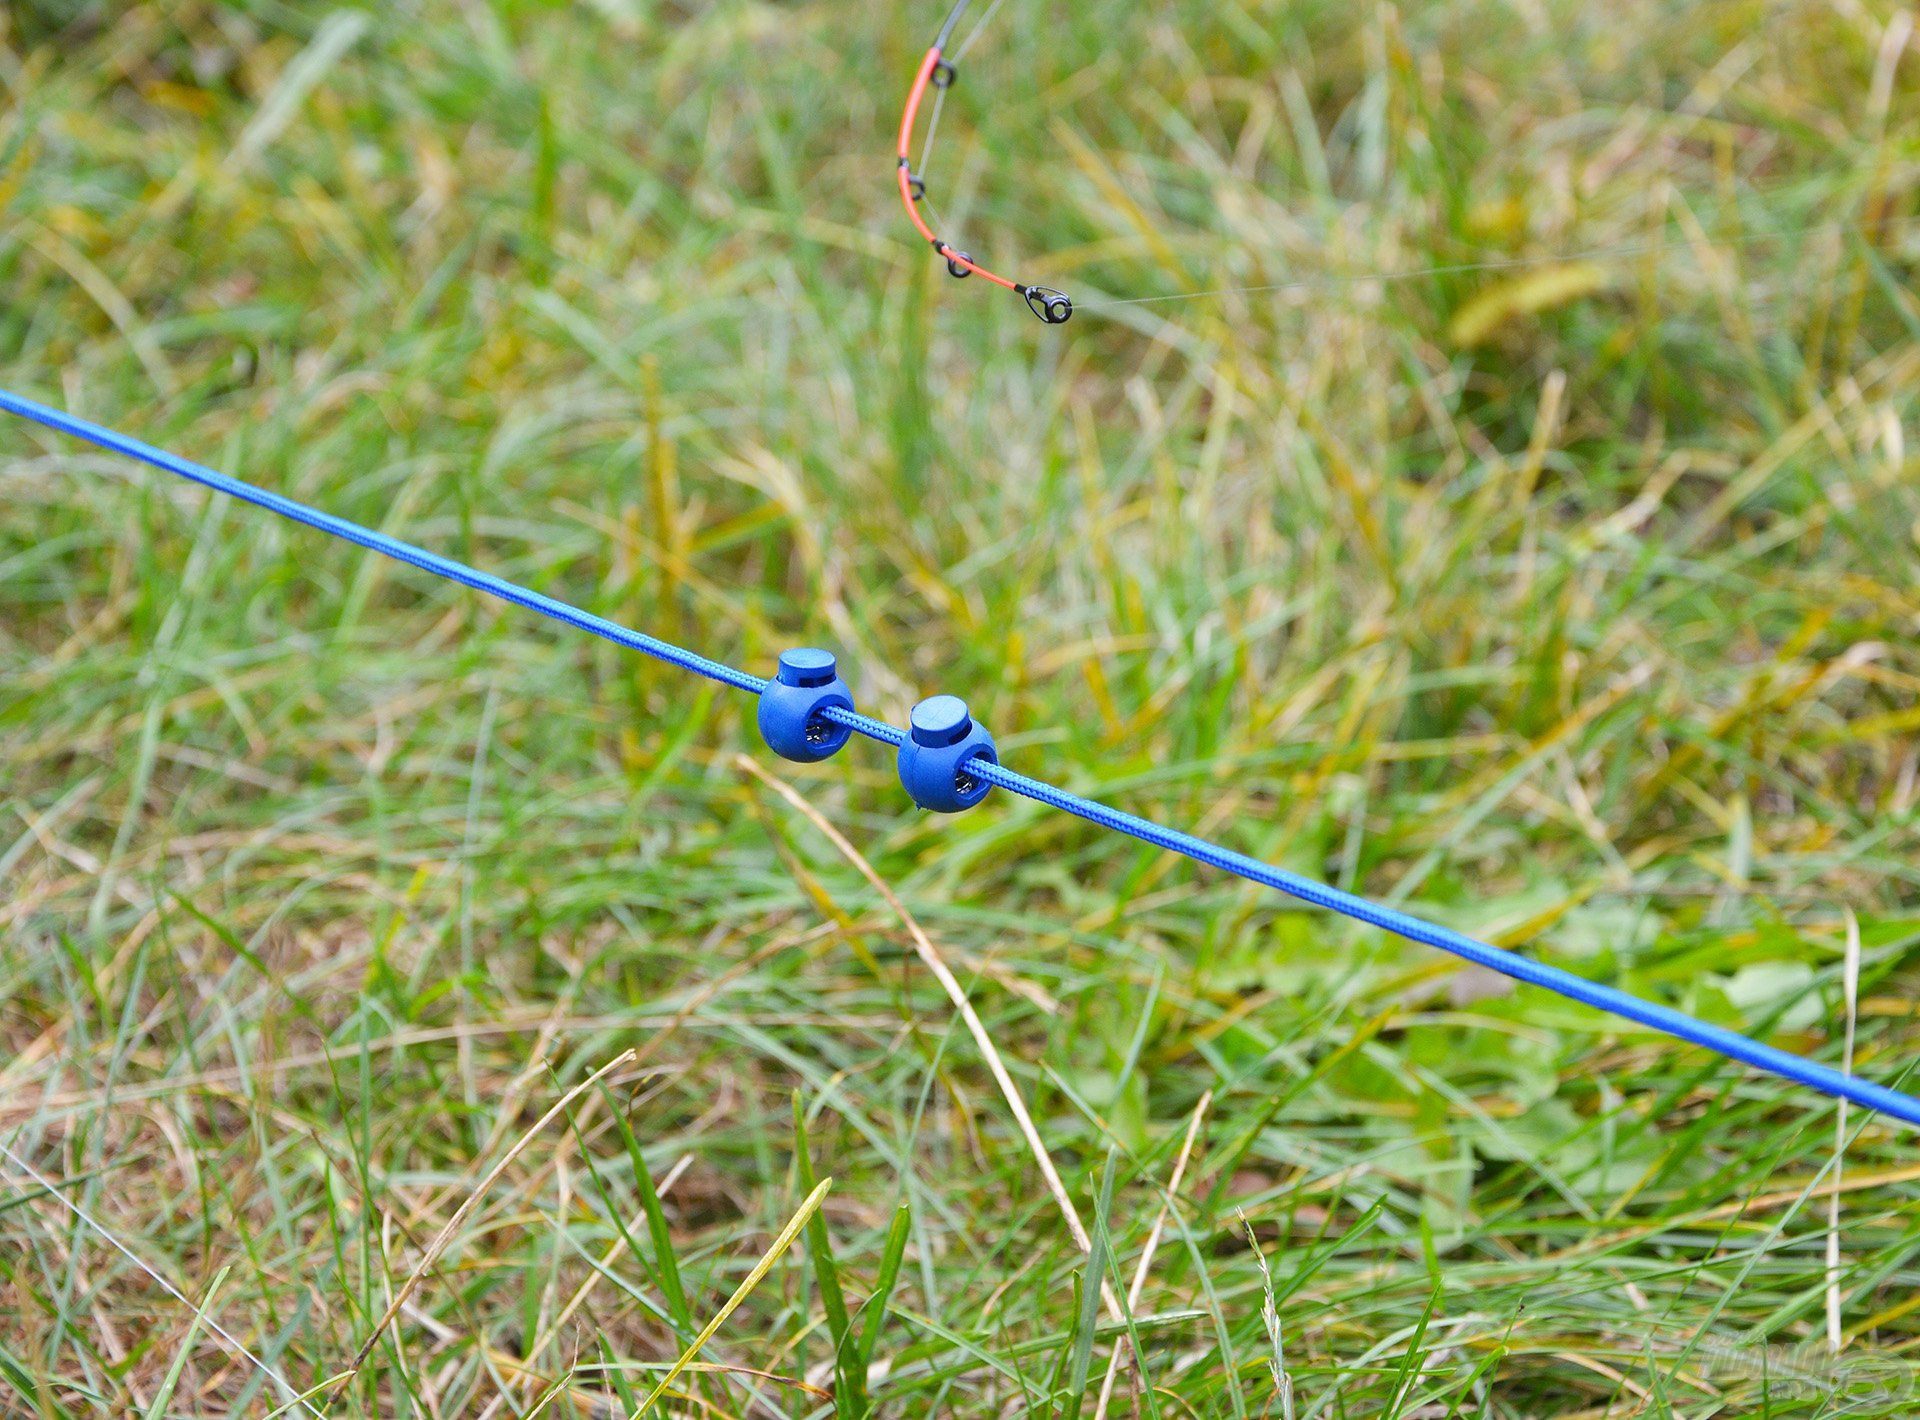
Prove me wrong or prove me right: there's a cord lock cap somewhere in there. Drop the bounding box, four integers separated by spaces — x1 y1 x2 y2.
897 694 996 812
757 648 854 762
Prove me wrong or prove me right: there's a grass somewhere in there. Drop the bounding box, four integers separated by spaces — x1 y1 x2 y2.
2 0 1919 1413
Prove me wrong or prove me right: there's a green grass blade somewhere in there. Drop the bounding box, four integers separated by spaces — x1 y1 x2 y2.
794 1093 859 1416
142 1265 229 1420
856 1199 913 1373
601 1083 693 1335
1058 1149 1115 1420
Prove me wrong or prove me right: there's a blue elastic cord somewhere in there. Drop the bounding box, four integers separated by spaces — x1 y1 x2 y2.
964 760 1920 1126
5 383 1915 1129
0 389 765 697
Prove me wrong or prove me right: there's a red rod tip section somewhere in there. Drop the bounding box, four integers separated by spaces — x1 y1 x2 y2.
894 41 1057 307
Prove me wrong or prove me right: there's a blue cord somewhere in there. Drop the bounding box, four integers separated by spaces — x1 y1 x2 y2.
5 383 1915 1129
964 759 1920 1126
0 390 766 697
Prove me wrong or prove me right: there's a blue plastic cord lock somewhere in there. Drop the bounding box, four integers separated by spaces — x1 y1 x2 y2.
757 648 854 762
897 694 996 812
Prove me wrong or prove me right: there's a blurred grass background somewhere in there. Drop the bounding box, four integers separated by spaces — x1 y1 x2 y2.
3 0 1920 1414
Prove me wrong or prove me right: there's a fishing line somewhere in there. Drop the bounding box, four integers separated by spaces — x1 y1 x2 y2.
911 0 1018 184
0 1138 322 1416
1075 214 1908 310
4 384 1917 1131
918 0 1005 177
917 76 950 178
948 0 1011 62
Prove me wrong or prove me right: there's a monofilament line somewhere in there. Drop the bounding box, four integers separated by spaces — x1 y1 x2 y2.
948 0 1009 62
1074 213 1909 311
0 1138 324 1416
4 383 1917 1131
918 71 950 175
915 0 1013 228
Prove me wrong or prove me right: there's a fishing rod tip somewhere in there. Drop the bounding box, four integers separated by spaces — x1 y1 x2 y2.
1021 286 1072 323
